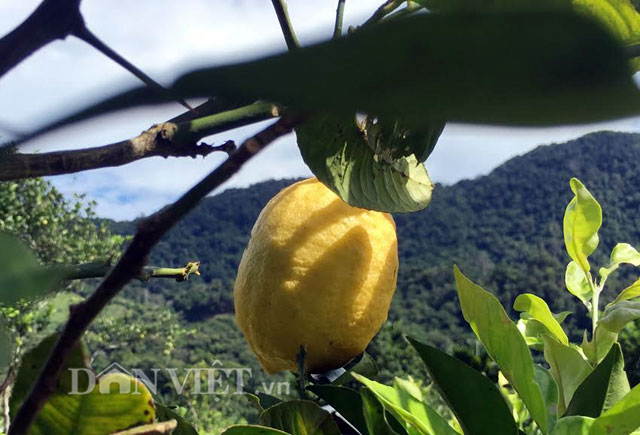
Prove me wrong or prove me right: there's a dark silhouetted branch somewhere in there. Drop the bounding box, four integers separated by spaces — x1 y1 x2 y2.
0 102 277 180
0 0 83 78
72 25 194 113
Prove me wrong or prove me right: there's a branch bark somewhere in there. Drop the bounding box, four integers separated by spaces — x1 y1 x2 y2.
8 112 304 435
0 0 83 78
0 102 278 181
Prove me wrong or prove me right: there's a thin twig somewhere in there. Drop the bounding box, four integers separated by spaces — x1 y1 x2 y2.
72 24 195 113
57 261 201 282
363 0 405 25
333 0 347 39
8 113 304 435
0 0 83 79
0 102 276 181
270 0 300 50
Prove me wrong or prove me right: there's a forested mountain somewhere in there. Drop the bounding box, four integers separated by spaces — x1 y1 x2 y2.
101 131 640 429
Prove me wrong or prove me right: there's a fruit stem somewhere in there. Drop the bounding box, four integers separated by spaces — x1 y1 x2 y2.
296 345 309 399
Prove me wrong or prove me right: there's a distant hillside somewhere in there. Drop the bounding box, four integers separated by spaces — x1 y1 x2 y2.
111 131 640 378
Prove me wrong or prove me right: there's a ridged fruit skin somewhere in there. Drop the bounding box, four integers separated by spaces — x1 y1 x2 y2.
234 178 398 374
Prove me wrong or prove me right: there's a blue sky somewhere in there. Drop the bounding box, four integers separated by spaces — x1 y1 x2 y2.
2 0 640 220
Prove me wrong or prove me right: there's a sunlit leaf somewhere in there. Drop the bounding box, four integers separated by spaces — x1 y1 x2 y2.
582 327 619 365
590 380 640 435
360 387 404 435
563 178 602 274
611 277 640 305
600 243 640 281
573 0 640 49
514 294 568 345
551 416 595 435
566 261 593 307
535 365 560 430
599 300 640 332
453 266 549 433
10 334 156 435
542 335 593 415
296 114 433 213
353 373 458 435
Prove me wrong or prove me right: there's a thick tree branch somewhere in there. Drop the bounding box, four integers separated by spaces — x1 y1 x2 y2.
0 0 83 78
58 260 201 282
0 102 277 181
8 113 304 435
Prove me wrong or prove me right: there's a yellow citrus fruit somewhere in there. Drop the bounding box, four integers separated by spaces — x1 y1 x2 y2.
234 178 398 374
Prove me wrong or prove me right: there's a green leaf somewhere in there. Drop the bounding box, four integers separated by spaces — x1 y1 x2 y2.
414 0 570 12
599 300 640 332
542 335 593 415
360 387 404 435
111 421 177 435
565 343 630 418
296 114 433 213
590 381 640 435
260 400 341 435
563 178 602 274
10 334 156 435
21 11 640 146
566 261 593 307
155 404 199 435
258 393 284 410
219 425 289 435
407 337 518 435
535 365 560 430
514 294 569 345
352 373 458 435
599 243 640 281
362 117 444 163
453 265 549 434
573 0 640 46
611 277 640 305
307 385 368 435
582 327 619 364
551 416 595 435
0 232 63 306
